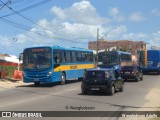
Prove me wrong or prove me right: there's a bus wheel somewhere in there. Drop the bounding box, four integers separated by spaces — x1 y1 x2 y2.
61 72 66 85
34 82 40 86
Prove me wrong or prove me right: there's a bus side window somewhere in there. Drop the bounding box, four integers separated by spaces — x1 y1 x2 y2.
62 51 66 63
54 55 59 64
65 51 71 62
81 52 85 62
54 50 62 64
77 52 82 62
71 51 76 62
86 52 93 62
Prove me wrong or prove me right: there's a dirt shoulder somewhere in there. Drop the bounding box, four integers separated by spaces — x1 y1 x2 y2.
0 78 31 89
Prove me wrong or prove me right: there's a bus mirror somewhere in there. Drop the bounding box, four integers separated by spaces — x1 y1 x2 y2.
19 53 23 61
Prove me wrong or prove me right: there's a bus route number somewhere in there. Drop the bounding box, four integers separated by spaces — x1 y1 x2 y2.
70 65 77 69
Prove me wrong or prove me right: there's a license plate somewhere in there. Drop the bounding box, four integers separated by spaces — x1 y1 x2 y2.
125 72 130 74
91 88 100 90
34 78 39 81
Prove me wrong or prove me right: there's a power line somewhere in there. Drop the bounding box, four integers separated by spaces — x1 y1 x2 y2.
0 0 92 44
9 0 29 5
15 30 52 45
0 0 51 18
4 5 89 43
12 0 38 9
1 16 88 44
0 17 31 31
0 0 56 35
0 0 11 10
0 0 61 37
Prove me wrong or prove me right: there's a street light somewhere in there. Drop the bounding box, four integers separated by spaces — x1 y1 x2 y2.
100 27 118 40
96 27 118 53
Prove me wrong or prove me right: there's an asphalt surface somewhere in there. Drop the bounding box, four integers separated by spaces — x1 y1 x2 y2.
0 75 160 120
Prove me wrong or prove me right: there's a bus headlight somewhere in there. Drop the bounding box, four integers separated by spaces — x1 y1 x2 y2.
114 65 119 69
47 71 53 76
157 62 160 67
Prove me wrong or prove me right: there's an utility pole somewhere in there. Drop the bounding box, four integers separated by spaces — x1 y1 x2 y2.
96 28 99 67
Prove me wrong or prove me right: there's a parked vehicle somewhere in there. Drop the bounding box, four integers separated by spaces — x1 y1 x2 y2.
81 68 124 95
120 65 143 82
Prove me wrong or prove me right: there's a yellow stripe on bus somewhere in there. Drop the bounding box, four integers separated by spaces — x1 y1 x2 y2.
54 64 94 72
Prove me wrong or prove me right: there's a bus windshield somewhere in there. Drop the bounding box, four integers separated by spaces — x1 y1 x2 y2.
98 53 118 66
23 47 52 69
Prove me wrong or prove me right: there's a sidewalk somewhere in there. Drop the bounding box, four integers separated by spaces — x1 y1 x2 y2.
124 87 160 120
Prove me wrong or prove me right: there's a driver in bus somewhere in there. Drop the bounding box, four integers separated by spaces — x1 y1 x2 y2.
55 55 60 64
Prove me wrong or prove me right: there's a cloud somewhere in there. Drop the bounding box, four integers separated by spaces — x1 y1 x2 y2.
0 35 12 47
150 31 160 46
51 6 67 20
129 12 145 22
1 0 159 56
122 31 160 48
0 1 117 56
109 7 119 15
108 7 125 22
122 33 148 40
51 0 106 25
151 9 160 16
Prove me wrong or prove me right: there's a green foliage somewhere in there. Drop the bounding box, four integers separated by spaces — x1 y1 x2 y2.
1 65 22 78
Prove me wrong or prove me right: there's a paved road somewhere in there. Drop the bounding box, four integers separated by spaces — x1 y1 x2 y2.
0 75 160 120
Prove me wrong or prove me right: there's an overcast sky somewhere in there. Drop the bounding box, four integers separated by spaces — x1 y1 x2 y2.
0 0 160 56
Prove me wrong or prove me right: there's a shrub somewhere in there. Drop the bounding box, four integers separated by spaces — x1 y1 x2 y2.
1 65 22 78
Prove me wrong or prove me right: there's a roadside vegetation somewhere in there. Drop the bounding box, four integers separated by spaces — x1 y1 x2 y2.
1 65 22 78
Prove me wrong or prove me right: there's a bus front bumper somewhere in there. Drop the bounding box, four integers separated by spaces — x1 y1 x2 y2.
23 75 52 83
141 67 160 73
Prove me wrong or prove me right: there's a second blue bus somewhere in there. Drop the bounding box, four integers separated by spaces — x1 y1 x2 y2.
98 51 132 75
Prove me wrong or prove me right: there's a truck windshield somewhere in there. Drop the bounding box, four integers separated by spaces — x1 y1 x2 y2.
23 48 52 69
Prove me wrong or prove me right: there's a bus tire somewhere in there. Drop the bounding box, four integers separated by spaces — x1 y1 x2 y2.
34 82 40 86
61 72 66 85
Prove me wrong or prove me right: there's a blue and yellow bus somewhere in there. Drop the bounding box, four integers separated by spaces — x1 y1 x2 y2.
22 46 94 85
139 50 160 74
98 51 132 75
